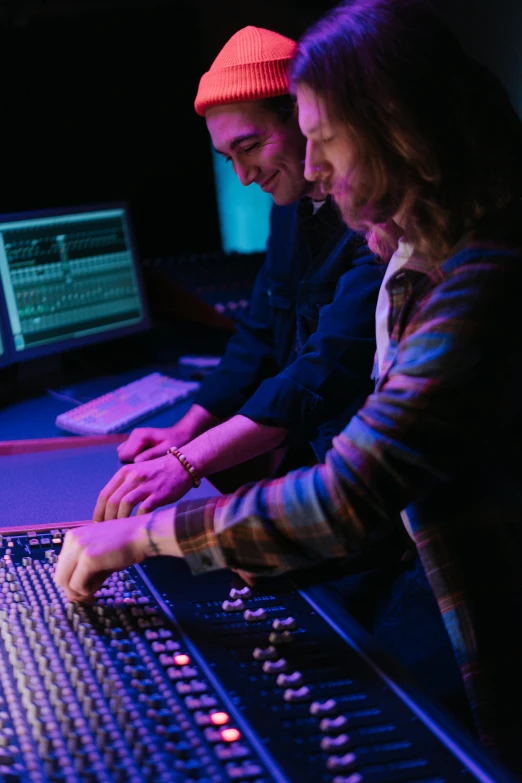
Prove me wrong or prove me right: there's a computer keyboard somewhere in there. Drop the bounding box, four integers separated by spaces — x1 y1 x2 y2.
55 372 200 435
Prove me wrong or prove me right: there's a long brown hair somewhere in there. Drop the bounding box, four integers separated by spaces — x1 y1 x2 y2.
291 0 522 260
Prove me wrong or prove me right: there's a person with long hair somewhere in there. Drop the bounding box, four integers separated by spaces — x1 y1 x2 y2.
55 0 522 771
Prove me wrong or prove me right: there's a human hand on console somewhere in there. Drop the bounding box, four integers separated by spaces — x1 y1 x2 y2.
93 454 194 522
117 425 186 463
54 509 182 602
117 405 222 464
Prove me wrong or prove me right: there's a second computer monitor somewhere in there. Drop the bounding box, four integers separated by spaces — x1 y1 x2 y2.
0 328 9 368
0 203 149 362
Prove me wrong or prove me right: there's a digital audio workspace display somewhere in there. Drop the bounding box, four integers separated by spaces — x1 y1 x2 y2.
0 329 7 367
0 298 12 368
0 204 149 360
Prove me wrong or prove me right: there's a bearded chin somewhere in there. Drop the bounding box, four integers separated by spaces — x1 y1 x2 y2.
331 184 364 230
334 181 397 234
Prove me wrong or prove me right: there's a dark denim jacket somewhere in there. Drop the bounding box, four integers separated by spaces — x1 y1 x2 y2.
195 197 383 460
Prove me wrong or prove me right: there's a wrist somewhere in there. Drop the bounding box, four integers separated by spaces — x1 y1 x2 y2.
173 405 221 444
138 509 182 558
168 422 196 448
166 447 202 488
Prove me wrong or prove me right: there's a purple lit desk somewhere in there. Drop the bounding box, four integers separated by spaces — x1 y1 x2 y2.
0 437 219 533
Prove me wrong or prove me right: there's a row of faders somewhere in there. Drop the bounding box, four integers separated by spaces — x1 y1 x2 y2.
0 530 270 783
143 557 512 783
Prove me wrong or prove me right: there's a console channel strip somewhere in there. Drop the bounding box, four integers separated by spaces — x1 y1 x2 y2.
0 528 516 783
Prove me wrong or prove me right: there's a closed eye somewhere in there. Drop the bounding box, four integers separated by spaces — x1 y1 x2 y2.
242 142 261 155
221 141 261 164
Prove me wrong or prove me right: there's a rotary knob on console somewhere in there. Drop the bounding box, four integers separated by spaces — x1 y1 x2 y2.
225 762 264 780
0 728 14 747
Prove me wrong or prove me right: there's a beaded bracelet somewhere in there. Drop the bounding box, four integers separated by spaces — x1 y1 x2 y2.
166 446 201 488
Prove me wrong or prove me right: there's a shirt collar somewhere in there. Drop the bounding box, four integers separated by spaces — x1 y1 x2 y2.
393 232 472 282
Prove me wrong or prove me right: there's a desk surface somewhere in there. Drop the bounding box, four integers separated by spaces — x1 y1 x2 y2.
0 443 219 529
0 349 218 528
0 322 229 441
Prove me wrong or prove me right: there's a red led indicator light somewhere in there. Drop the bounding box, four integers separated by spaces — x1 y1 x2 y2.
173 654 191 666
210 711 229 726
220 728 241 742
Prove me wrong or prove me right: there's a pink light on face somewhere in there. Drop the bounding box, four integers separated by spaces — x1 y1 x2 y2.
210 712 230 726
220 728 241 742
173 654 191 666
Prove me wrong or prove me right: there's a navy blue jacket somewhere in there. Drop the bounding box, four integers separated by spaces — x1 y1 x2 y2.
195 198 383 460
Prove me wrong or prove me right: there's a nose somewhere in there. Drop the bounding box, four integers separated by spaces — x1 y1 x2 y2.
303 140 322 182
235 160 259 187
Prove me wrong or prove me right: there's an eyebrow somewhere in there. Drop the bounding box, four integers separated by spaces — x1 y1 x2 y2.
214 132 261 156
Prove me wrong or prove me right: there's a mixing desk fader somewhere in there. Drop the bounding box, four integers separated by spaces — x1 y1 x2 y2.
0 527 517 783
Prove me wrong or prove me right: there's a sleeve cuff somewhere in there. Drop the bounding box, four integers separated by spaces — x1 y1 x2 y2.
193 384 243 420
174 496 228 575
239 376 322 433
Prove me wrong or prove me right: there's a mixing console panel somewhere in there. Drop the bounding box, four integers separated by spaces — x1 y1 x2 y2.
142 252 264 322
0 527 515 783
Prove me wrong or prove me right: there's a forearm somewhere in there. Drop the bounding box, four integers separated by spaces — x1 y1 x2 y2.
181 415 288 477
172 404 224 443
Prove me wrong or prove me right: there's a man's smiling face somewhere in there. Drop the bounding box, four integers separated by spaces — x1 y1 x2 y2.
206 99 310 206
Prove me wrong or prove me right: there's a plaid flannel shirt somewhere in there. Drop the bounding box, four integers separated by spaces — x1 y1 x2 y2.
175 210 522 769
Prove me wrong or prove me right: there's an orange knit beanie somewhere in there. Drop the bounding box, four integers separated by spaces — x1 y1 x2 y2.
194 26 297 117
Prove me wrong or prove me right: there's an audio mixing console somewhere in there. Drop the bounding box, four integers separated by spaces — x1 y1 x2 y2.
0 526 516 783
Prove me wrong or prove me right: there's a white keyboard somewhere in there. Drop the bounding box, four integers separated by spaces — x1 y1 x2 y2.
55 372 200 435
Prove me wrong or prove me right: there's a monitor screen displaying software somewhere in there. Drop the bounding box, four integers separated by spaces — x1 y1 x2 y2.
0 329 7 367
0 204 149 362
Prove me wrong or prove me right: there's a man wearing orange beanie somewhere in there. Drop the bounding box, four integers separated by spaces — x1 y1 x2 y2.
95 27 386 521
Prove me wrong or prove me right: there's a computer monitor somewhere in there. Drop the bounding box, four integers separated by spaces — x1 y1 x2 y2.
0 327 10 368
211 145 271 253
0 203 149 362
0 277 13 368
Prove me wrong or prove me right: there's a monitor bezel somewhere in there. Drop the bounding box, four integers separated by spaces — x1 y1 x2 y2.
0 327 12 369
0 201 151 364
0 259 13 368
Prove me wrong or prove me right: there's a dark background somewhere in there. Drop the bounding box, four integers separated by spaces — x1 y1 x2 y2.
0 0 520 259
